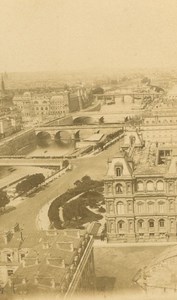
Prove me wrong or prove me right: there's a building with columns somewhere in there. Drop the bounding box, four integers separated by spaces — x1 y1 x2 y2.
104 146 177 243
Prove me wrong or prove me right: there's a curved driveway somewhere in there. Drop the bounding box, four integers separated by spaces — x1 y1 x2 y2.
0 140 123 234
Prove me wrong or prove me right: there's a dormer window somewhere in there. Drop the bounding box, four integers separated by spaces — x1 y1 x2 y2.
115 164 123 177
116 167 122 176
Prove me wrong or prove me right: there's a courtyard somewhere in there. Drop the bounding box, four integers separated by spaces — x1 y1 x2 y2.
94 245 171 297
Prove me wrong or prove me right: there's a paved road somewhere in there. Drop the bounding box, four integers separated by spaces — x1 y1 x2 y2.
0 139 123 234
0 158 62 167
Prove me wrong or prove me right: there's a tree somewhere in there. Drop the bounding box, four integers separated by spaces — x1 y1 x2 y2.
99 117 104 124
16 173 45 193
74 180 82 187
81 175 91 183
0 190 10 211
98 206 106 213
141 77 151 85
62 159 69 168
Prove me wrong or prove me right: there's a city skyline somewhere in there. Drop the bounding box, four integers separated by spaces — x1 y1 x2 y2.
0 0 177 72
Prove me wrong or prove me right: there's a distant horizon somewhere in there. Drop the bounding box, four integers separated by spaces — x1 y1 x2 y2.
1 66 177 76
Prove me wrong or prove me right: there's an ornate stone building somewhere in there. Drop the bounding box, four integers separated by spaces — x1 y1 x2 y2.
104 149 177 243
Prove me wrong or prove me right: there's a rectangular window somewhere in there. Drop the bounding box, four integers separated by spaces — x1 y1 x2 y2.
169 182 174 193
149 221 154 228
7 253 12 262
115 168 121 176
159 204 165 213
148 204 154 213
7 270 13 276
21 253 25 260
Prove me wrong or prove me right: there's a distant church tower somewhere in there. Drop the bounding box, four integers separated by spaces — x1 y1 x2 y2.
1 75 5 94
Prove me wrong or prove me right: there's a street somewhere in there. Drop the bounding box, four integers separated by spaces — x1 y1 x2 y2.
0 138 123 233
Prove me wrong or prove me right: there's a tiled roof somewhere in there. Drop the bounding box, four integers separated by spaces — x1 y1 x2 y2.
3 229 91 295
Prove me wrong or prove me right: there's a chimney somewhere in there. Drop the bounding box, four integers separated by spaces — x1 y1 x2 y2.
56 242 74 252
3 232 8 244
51 278 55 289
34 277 38 285
64 230 80 238
8 278 12 287
42 242 49 249
61 259 65 268
22 259 26 267
22 278 26 285
46 257 65 268
78 247 82 256
74 256 78 266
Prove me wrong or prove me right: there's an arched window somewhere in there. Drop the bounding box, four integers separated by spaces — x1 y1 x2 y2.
117 202 124 214
148 201 154 213
159 219 165 228
147 181 154 191
115 184 123 194
156 180 164 191
137 181 143 192
158 201 165 213
138 219 144 229
118 220 125 231
137 202 144 213
148 219 154 228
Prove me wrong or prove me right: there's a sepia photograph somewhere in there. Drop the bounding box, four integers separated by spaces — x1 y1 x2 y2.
1 0 177 299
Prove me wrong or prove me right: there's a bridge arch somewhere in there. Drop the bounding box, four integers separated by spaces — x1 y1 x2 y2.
36 131 52 147
73 116 99 125
74 130 80 142
55 130 73 147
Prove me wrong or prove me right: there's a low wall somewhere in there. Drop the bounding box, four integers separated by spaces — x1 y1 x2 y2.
0 129 37 156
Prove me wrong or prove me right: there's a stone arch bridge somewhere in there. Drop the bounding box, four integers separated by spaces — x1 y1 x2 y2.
35 124 123 146
94 92 160 104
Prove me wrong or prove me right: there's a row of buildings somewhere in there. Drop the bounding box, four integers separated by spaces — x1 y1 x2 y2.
12 87 92 123
0 224 95 298
0 107 22 139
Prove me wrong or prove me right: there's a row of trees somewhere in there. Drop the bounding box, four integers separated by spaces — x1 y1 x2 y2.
0 190 10 211
48 175 104 229
16 173 45 193
63 190 104 222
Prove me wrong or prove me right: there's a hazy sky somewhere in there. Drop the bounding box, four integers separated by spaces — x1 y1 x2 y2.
1 0 177 72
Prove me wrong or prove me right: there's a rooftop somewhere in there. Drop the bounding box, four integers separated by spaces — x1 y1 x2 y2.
3 228 92 296
106 141 177 178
